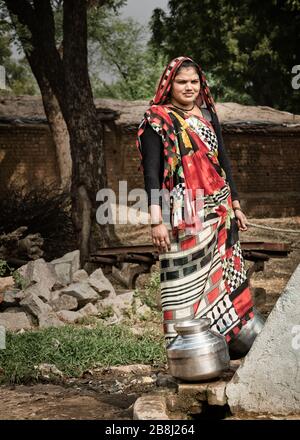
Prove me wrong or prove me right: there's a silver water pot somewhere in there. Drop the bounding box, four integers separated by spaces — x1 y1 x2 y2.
167 318 230 381
228 308 265 359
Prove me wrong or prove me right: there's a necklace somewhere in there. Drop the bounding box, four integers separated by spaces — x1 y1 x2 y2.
170 102 195 112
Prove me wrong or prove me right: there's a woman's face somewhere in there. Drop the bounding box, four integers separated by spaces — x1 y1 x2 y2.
170 67 200 107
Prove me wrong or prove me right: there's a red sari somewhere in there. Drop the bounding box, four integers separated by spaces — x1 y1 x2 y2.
136 57 254 342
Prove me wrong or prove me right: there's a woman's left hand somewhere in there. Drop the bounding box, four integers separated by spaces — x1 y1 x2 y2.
235 209 248 231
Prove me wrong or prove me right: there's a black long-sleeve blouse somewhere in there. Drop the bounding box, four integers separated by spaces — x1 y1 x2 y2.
140 109 239 206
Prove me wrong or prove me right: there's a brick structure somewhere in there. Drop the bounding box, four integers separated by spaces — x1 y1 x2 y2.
220 126 300 217
0 123 58 192
0 96 299 217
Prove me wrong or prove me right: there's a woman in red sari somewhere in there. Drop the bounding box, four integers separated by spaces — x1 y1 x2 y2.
136 56 255 351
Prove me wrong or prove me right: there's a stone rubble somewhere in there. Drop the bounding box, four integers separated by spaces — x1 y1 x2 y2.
0 250 141 331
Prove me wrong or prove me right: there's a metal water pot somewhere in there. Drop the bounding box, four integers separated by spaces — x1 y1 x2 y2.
228 308 265 358
167 318 230 381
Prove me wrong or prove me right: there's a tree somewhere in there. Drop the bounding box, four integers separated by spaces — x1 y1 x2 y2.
0 32 38 94
2 0 124 266
150 0 300 113
88 14 167 100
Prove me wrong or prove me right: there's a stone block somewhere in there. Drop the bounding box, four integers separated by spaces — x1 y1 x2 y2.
88 268 116 298
0 276 14 293
61 281 99 306
207 381 227 406
72 269 89 283
38 310 65 328
20 291 52 318
133 395 169 420
0 312 32 331
18 259 57 292
50 294 78 312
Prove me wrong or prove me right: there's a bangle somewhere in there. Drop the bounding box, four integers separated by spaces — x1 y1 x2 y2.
151 221 163 227
233 207 242 213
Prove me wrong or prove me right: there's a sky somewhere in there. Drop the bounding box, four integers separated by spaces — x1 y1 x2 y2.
11 0 169 59
120 0 169 25
101 0 169 82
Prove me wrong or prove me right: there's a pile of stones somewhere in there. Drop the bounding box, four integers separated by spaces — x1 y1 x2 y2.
0 251 151 331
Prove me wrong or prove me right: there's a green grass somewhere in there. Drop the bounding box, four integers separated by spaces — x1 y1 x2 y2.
135 269 161 310
0 323 166 384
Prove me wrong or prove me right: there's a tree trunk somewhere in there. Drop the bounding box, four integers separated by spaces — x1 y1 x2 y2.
29 63 72 192
5 0 119 267
62 0 112 265
40 84 72 192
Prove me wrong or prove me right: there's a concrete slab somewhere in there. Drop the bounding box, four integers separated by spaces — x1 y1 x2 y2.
226 264 300 416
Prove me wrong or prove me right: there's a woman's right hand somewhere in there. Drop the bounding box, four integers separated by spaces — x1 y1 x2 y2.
151 223 171 253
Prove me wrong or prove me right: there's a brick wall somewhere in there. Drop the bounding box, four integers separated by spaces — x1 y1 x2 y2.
0 124 59 193
222 130 300 217
1 122 299 218
106 125 300 218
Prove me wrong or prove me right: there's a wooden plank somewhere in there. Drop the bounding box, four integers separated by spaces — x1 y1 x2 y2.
91 241 291 259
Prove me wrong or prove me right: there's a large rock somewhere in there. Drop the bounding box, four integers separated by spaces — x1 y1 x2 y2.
79 303 98 317
87 268 116 298
3 307 36 326
50 262 72 285
226 264 300 416
22 283 51 303
61 281 99 306
49 293 78 312
38 311 65 328
17 259 57 301
50 250 80 285
0 276 14 293
56 310 83 324
1 289 20 307
72 269 89 283
96 291 134 317
20 291 52 318
0 312 32 331
18 259 57 290
57 303 98 324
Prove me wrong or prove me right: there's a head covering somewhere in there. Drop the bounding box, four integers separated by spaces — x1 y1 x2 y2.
137 56 224 199
151 56 216 115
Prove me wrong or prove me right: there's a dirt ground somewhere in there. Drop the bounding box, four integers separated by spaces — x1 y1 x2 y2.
0 216 299 420
0 365 163 420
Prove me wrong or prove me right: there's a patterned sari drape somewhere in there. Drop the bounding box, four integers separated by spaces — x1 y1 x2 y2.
137 105 254 341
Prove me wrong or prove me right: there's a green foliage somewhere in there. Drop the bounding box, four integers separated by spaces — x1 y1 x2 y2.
0 30 38 95
150 0 300 112
205 72 255 105
88 13 168 100
0 0 126 97
0 1 39 96
135 269 161 310
0 259 28 289
12 269 29 290
5 57 38 95
98 305 114 319
0 259 8 277
0 1 164 100
0 324 166 383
